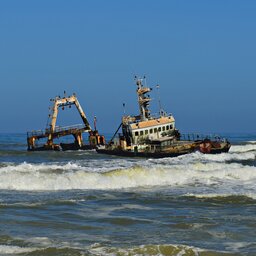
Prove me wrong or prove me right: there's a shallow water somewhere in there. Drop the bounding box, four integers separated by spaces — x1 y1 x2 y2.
0 133 255 255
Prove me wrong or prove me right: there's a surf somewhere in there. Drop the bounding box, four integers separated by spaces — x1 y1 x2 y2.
0 158 255 192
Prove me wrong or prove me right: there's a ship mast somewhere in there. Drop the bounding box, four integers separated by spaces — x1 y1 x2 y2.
135 76 152 121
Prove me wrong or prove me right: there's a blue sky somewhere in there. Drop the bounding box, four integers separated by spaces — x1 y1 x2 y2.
0 0 255 134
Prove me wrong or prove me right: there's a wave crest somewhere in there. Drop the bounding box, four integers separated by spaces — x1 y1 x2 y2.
0 161 255 191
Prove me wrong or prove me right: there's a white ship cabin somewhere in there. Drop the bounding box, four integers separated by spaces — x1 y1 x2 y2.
119 76 176 149
124 115 175 145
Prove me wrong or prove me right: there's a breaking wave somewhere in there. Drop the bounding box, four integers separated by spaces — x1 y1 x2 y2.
88 244 208 256
0 243 234 256
0 142 254 192
0 159 255 192
229 143 256 153
184 194 256 203
0 245 37 255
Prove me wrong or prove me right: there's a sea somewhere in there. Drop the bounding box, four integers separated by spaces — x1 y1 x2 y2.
0 133 255 256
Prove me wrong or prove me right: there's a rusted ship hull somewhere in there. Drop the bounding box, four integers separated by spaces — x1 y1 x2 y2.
27 144 61 151
197 139 231 154
60 143 95 151
96 148 190 158
96 140 231 158
27 143 96 151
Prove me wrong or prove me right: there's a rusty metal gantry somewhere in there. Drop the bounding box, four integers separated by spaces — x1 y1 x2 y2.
27 93 105 151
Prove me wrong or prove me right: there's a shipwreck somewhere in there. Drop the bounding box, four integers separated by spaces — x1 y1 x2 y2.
96 76 231 158
27 92 105 151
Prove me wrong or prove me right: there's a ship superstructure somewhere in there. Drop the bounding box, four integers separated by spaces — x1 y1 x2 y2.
97 76 231 158
119 77 177 152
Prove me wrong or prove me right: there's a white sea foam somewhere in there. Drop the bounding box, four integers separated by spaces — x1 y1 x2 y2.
0 159 135 175
185 192 256 200
247 141 256 144
0 245 37 254
149 150 255 165
225 241 256 252
0 159 255 191
0 142 255 191
88 243 210 256
230 144 256 153
202 151 255 162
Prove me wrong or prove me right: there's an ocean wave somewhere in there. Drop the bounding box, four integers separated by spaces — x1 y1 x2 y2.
149 151 255 165
88 243 231 256
247 141 256 144
0 160 135 174
184 193 256 202
0 244 200 256
1 246 84 255
229 144 256 153
0 161 255 191
0 245 37 255
0 242 243 256
191 150 256 163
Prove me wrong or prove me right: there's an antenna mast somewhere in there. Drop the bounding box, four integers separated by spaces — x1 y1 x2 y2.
123 103 126 115
156 84 163 116
135 76 152 121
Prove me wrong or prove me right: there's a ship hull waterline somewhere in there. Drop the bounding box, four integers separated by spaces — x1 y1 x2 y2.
96 144 231 158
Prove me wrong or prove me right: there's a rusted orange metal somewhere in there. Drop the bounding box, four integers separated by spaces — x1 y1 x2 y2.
27 93 105 151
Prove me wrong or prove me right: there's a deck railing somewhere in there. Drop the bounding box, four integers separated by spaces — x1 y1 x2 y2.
180 133 224 141
27 124 87 138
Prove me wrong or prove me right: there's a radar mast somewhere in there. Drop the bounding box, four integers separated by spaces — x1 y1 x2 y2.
135 76 152 121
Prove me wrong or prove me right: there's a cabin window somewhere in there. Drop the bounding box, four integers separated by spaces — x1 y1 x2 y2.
166 125 169 130
154 128 157 133
140 131 144 136
135 131 139 136
145 130 148 135
162 126 166 131
150 129 153 134
158 127 161 132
